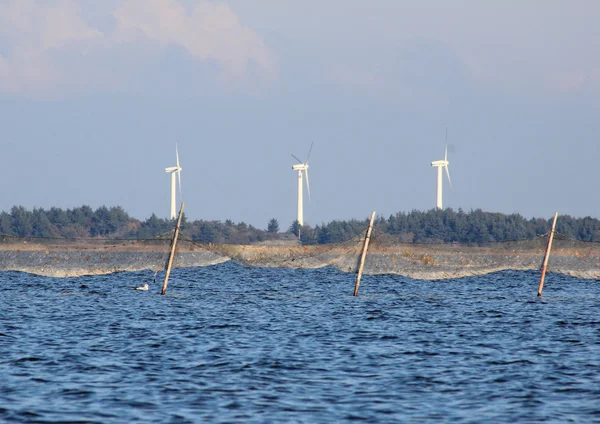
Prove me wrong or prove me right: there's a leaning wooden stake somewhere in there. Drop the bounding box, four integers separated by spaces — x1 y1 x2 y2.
162 202 185 295
354 211 376 297
538 212 558 297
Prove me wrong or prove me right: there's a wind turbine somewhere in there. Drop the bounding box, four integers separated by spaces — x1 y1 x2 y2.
431 130 452 210
165 144 182 219
291 142 313 226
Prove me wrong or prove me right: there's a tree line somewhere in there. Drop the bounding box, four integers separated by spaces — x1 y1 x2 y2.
0 206 275 245
284 209 600 244
1 205 599 245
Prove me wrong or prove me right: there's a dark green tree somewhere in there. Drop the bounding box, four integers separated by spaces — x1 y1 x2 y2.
289 220 301 237
91 206 113 236
197 222 218 242
32 208 59 238
0 212 14 235
267 218 280 233
10 206 33 237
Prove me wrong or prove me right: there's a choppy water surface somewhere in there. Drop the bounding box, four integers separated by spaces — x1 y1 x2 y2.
0 263 599 423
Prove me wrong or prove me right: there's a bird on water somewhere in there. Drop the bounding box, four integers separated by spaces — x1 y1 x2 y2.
134 283 149 291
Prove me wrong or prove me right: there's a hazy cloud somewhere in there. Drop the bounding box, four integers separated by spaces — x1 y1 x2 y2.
0 0 102 94
326 37 473 104
0 48 58 94
2 0 598 99
0 0 277 96
232 0 600 96
114 0 276 79
545 69 600 94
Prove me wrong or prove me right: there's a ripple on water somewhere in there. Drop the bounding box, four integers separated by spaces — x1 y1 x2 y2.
0 266 598 423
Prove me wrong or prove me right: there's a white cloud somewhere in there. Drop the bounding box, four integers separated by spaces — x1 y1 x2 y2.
0 0 103 95
0 0 277 96
40 1 103 50
0 0 102 50
113 0 276 79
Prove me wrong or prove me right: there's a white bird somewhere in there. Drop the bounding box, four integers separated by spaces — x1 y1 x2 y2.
134 283 149 291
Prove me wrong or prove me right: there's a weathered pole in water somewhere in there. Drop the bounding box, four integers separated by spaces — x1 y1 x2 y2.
538 212 558 297
162 202 185 295
353 211 376 297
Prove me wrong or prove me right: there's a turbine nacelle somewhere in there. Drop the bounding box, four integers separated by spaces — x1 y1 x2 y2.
431 160 448 167
292 164 308 171
165 166 182 173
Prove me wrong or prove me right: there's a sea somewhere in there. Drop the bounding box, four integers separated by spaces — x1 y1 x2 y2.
0 262 599 423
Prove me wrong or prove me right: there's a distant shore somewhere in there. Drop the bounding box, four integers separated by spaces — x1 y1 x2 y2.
0 240 597 280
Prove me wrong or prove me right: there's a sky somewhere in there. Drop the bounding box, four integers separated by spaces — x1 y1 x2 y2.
1 0 599 229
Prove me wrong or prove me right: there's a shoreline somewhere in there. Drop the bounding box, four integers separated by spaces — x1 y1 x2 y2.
0 240 597 280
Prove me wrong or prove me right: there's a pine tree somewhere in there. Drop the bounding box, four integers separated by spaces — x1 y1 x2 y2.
267 218 280 233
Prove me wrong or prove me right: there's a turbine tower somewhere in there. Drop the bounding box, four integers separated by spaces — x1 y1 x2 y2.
165 144 182 219
431 132 452 210
291 143 313 226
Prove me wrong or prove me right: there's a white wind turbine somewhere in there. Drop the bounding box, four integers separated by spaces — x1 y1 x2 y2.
165 144 182 219
431 131 452 210
291 143 313 226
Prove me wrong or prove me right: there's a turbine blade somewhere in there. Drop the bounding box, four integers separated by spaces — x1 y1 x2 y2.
445 165 452 189
291 154 302 163
304 169 311 202
444 127 448 161
305 141 314 164
176 144 180 168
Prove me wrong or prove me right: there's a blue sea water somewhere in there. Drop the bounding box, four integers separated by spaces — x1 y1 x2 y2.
0 263 599 423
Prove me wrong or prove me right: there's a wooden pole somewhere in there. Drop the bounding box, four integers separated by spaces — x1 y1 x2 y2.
353 211 376 297
161 202 184 295
538 212 558 297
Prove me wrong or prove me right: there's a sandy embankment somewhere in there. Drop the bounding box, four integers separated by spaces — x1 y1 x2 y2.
0 240 598 279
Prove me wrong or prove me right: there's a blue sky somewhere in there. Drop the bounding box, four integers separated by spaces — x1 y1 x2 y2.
1 0 599 228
